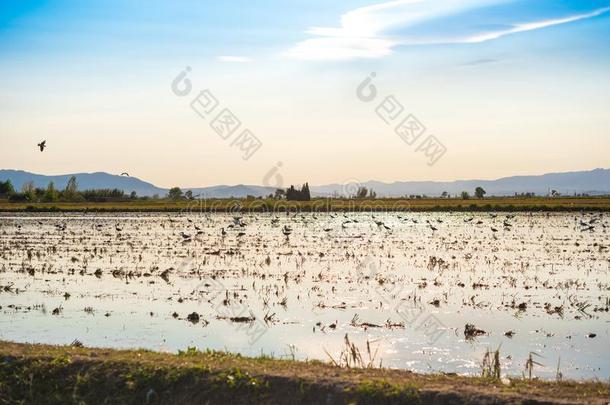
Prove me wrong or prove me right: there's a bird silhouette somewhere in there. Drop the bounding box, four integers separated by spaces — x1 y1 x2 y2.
37 140 46 152
120 172 129 176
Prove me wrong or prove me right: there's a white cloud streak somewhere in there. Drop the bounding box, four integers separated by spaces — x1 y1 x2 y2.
461 6 610 43
284 1 610 61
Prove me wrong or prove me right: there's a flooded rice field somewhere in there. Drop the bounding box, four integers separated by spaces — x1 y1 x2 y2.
0 211 608 380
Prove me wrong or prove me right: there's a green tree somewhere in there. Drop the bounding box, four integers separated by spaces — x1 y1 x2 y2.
63 176 79 201
285 183 311 201
21 181 36 201
8 193 28 202
167 187 183 200
43 181 59 202
461 191 470 200
474 187 486 199
185 190 194 200
440 191 448 198
302 183 311 201
0 180 15 196
355 186 368 199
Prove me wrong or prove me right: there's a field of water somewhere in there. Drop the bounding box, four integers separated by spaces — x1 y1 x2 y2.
0 212 608 380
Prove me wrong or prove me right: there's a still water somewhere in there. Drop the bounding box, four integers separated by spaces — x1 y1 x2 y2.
0 212 608 380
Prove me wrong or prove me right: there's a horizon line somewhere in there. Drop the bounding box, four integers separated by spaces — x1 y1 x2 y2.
1 167 608 190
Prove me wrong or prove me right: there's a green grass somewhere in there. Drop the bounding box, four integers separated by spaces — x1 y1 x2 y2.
351 380 421 404
1 196 610 212
1 341 609 404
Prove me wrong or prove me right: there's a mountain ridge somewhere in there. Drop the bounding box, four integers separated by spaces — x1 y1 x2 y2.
1 168 609 198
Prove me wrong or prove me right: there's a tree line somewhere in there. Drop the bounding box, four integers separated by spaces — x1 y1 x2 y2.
3 178 568 202
0 177 138 203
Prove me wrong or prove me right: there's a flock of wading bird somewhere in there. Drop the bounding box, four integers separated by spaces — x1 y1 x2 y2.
0 210 608 376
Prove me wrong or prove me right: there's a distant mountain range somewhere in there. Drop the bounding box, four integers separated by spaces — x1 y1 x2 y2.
1 168 609 198
0 170 276 198
313 168 610 197
0 170 167 197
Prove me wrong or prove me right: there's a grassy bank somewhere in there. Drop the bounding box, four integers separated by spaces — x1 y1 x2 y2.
0 341 609 404
1 196 610 213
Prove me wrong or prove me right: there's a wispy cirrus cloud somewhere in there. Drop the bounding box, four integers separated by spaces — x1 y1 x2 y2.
461 6 610 43
284 0 610 61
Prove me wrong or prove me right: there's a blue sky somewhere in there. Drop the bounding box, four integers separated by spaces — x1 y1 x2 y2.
1 0 609 187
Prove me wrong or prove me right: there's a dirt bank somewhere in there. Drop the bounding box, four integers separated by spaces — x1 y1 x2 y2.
0 341 608 404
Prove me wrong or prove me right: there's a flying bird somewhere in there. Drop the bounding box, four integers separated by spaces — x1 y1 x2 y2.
37 140 46 152
120 172 129 177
